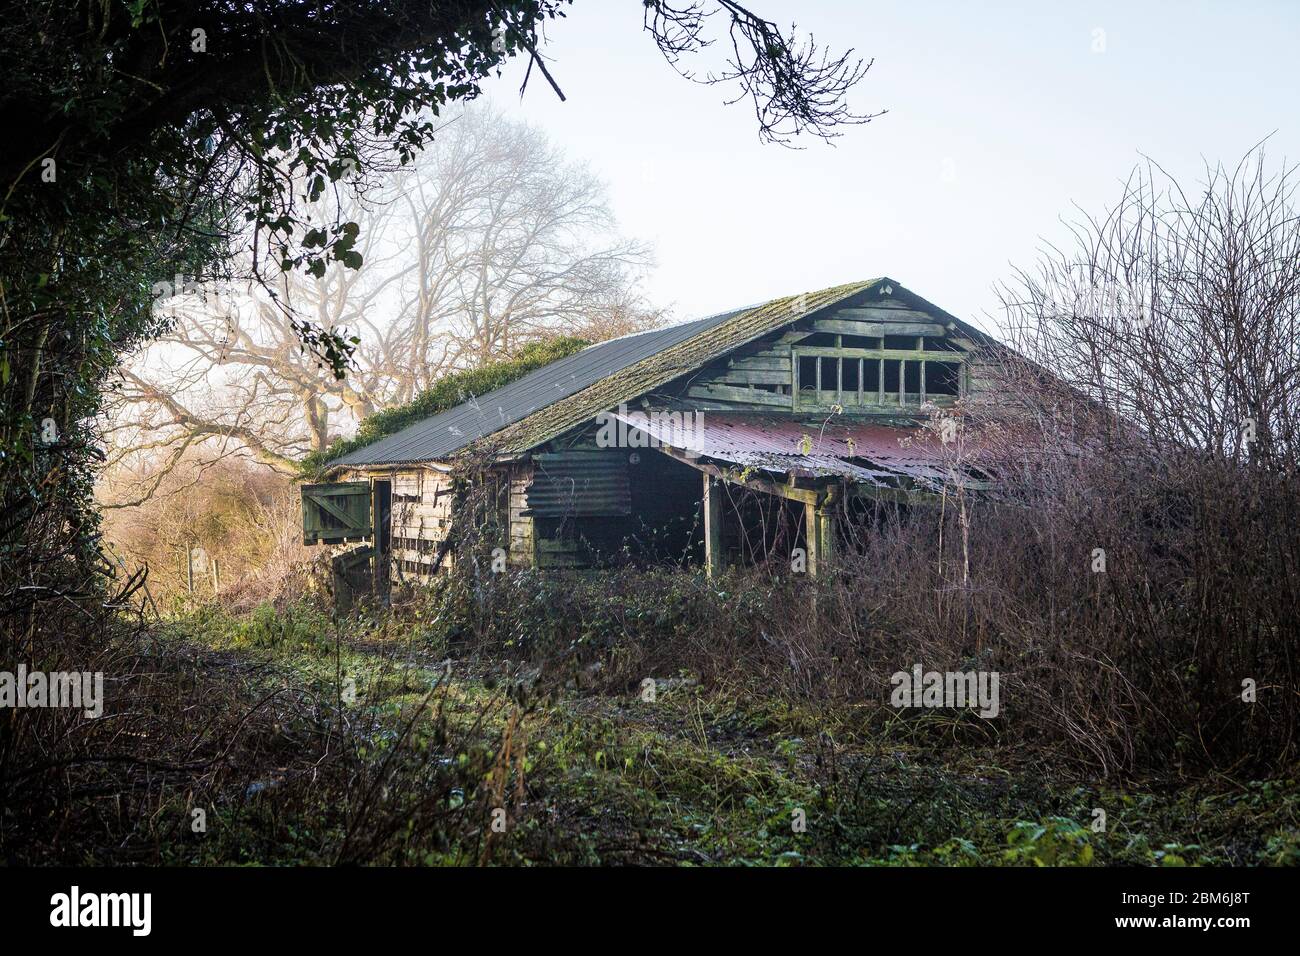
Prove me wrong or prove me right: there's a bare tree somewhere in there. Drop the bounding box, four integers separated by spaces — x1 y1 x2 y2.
383 108 656 371
998 146 1300 470
105 107 660 492
973 146 1300 773
641 1 883 144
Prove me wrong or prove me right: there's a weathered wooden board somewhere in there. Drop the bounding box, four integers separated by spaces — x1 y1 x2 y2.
537 538 581 553
686 383 792 407
794 346 968 362
811 318 945 338
392 471 423 498
727 355 791 371
537 551 585 569
508 464 536 568
773 330 815 344
794 393 958 413
717 369 789 385
834 306 951 326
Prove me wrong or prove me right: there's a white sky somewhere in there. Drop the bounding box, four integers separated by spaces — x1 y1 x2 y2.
481 0 1300 335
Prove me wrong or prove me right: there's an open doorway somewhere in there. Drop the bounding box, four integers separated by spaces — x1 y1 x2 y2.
371 479 391 593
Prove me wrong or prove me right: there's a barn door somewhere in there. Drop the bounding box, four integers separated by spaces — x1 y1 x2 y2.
301 481 372 545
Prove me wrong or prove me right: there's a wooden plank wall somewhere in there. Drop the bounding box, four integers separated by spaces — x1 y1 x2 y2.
389 468 454 573
344 466 454 576
341 463 541 574
685 330 800 410
681 295 989 413
507 461 537 568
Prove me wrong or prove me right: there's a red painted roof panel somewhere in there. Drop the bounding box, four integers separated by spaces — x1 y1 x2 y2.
612 412 979 487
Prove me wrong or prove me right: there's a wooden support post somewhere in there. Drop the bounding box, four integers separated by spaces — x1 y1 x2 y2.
805 500 834 577
805 503 818 577
704 473 723 578
817 508 834 571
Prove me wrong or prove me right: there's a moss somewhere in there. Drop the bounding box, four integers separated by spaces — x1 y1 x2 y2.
481 280 883 456
300 335 590 476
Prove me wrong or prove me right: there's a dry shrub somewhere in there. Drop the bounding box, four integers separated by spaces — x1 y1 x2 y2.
422 450 1297 782
0 593 531 864
99 454 311 608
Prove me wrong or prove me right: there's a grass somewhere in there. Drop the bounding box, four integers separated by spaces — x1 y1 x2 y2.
140 600 1300 867
510 682 1299 866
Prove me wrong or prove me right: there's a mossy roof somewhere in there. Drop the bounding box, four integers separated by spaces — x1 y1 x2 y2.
336 277 999 468
329 304 753 467
480 279 885 457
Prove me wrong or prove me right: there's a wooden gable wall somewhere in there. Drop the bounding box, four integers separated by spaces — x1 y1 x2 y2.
675 293 993 414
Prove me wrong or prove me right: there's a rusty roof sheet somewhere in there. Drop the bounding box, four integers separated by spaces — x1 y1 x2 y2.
612 412 981 489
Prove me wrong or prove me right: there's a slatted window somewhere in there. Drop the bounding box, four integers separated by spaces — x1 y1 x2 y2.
925 361 962 395
797 356 819 393
792 335 965 410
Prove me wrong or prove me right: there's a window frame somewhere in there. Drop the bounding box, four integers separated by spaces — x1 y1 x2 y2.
792 336 966 410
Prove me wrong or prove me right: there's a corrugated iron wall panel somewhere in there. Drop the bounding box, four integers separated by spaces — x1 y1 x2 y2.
525 452 631 517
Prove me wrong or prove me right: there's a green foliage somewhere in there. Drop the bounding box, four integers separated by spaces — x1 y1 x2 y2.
1003 818 1096 866
181 600 334 655
0 1 567 631
302 335 589 473
31 595 1289 866
229 602 335 654
1261 828 1300 865
3 1 566 364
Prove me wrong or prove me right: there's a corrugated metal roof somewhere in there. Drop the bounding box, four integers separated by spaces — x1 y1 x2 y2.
613 412 986 489
330 306 753 467
487 280 885 456
330 277 1002 469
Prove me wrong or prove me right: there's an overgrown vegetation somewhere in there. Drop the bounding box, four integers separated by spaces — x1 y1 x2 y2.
302 336 590 475
5 585 1293 866
409 466 1300 785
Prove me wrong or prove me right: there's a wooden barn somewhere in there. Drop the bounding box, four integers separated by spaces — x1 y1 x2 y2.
302 278 1006 582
